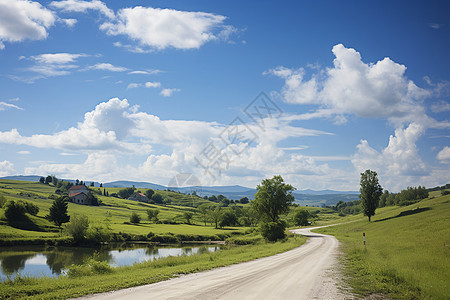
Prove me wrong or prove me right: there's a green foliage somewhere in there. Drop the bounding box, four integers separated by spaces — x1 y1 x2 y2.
48 196 70 228
260 220 286 242
4 200 26 222
293 209 310 226
182 212 193 224
65 214 89 241
442 190 450 196
86 222 112 243
252 175 295 222
24 201 39 216
152 193 163 204
145 189 155 199
67 257 113 278
146 208 160 222
45 175 52 185
239 197 249 204
359 170 383 221
130 212 141 224
118 187 135 199
219 210 237 228
0 195 6 208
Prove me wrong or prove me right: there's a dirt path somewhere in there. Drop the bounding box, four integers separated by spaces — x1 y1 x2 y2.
78 227 347 299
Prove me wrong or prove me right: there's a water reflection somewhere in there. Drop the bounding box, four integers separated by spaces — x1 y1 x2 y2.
0 244 221 281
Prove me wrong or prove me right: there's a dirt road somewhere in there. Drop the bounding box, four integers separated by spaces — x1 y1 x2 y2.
79 227 345 299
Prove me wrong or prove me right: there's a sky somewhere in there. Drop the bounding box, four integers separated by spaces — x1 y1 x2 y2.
0 0 449 192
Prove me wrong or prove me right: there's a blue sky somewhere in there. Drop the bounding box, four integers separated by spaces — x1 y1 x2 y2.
0 0 449 192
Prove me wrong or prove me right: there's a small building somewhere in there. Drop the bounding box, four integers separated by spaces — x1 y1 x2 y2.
128 192 148 203
69 185 89 205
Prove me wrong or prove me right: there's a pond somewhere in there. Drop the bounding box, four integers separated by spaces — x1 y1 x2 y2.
0 244 221 281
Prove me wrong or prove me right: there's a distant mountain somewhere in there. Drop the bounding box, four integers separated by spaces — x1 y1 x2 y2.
103 180 166 190
0 175 42 182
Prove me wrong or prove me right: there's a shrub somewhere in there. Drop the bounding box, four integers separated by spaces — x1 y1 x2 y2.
130 212 141 224
4 200 26 222
65 214 89 241
24 202 39 216
293 209 310 226
0 195 6 208
67 258 112 278
260 220 287 242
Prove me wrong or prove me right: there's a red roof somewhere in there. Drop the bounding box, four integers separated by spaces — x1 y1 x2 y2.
139 193 146 197
70 192 85 197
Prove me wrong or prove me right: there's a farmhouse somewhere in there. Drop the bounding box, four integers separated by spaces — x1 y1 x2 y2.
128 192 149 203
69 185 89 205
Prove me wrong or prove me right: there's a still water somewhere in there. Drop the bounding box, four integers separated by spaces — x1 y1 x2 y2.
0 244 221 281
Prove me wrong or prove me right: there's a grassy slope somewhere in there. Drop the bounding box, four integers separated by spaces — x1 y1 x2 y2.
0 180 245 241
316 193 450 300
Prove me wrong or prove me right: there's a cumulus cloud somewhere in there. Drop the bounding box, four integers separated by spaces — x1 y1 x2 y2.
0 160 16 177
0 0 56 48
352 123 427 190
267 44 431 125
61 18 77 27
49 0 114 19
437 146 450 163
160 88 180 97
100 6 234 51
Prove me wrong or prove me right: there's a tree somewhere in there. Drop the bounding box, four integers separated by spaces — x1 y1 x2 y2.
118 187 134 199
146 209 159 222
51 175 58 186
197 203 211 226
260 220 287 241
152 193 163 204
183 212 193 224
239 197 249 204
208 206 222 229
65 214 89 241
48 196 70 229
359 170 383 222
252 175 295 222
219 210 237 228
145 189 155 200
45 175 52 184
39 177 45 184
293 209 310 226
130 212 141 224
99 183 103 188
4 200 26 222
90 182 94 187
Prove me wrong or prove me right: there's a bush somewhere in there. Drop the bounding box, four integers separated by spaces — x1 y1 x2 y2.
4 200 26 222
260 220 287 242
65 214 89 241
293 209 310 226
0 195 7 208
67 258 112 278
24 202 39 216
130 212 141 224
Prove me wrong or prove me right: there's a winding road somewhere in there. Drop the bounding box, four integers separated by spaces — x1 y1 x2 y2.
79 227 345 299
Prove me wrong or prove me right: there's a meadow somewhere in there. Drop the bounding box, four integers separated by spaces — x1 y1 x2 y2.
316 191 450 300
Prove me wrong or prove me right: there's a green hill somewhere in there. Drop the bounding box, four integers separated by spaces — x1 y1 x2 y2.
317 192 450 300
0 179 244 243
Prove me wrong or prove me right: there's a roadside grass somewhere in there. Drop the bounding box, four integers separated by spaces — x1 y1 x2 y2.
0 235 306 299
316 195 450 299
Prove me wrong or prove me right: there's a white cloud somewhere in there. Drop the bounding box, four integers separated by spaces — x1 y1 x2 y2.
127 83 140 89
49 0 114 19
61 18 77 27
30 53 87 64
160 88 180 97
431 101 450 113
128 70 162 75
86 63 128 72
0 101 23 111
267 44 431 126
429 23 442 29
437 146 450 163
352 123 428 190
0 41 4 50
0 0 56 48
100 6 232 51
0 160 16 177
18 150 30 155
145 81 161 88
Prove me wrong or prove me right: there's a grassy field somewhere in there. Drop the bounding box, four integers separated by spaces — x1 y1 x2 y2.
0 235 306 299
0 179 246 242
316 193 450 299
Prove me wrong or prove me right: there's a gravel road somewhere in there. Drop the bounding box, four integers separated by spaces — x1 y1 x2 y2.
78 227 347 299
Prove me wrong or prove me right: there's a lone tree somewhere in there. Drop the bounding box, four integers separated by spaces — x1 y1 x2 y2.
252 175 295 241
48 196 70 229
359 169 383 222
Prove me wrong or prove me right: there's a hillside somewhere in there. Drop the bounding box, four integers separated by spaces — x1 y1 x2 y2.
317 191 450 299
0 179 244 243
0 176 359 206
